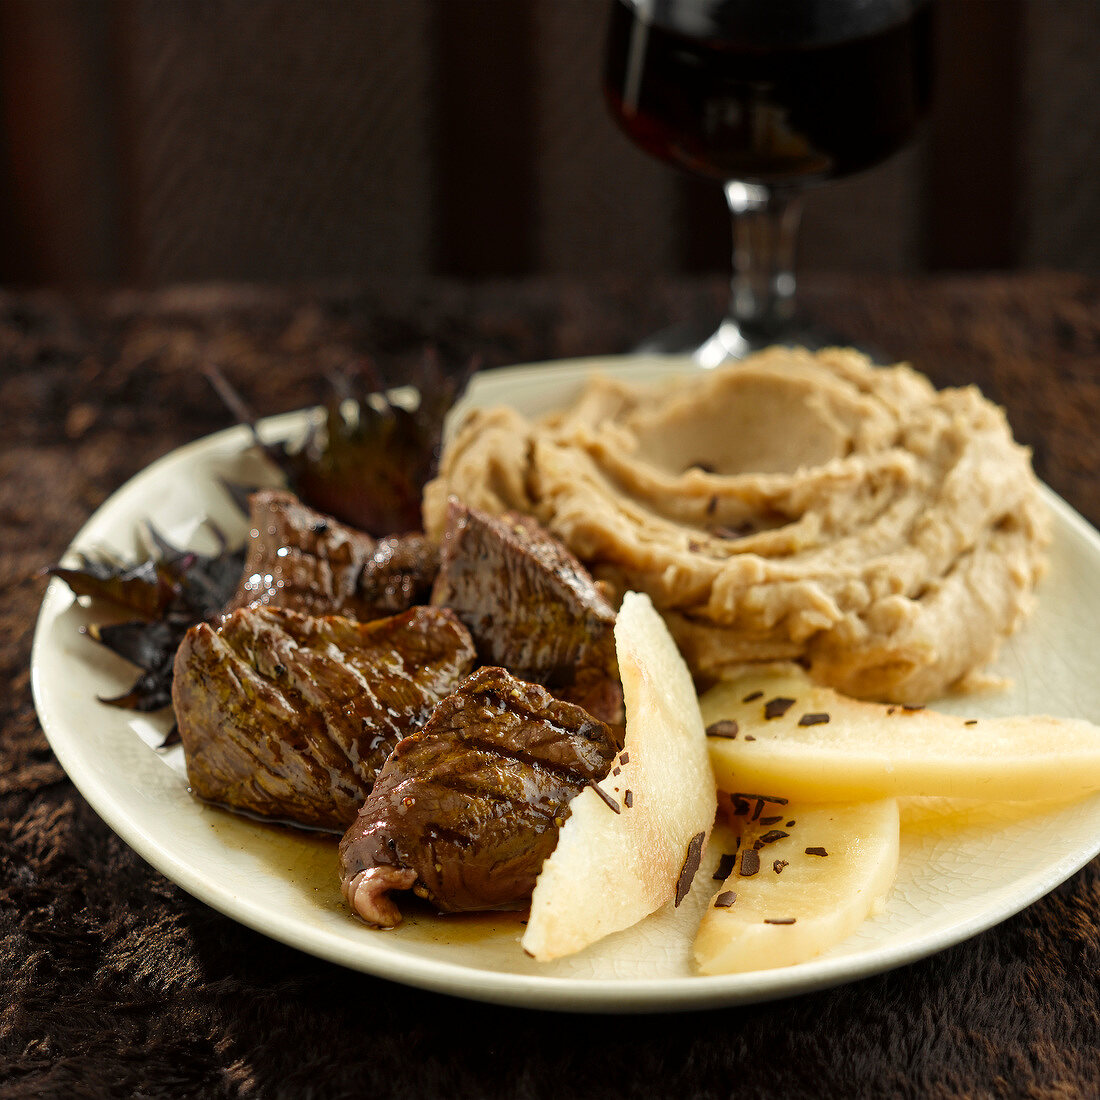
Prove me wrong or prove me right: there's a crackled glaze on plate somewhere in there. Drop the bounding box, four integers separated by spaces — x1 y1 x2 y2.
31 356 1100 1012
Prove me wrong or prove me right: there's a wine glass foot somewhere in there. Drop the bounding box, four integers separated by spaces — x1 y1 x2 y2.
631 317 873 366
630 319 727 357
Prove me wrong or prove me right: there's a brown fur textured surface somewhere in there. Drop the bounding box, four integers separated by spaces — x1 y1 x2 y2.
3 276 1100 1099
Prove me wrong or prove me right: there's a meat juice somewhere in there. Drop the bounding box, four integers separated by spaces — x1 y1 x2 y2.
604 0 933 184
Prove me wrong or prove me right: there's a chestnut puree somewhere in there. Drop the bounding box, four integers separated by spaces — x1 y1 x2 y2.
425 347 1050 705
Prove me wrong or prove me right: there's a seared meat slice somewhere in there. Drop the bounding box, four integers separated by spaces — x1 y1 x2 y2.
227 489 439 621
339 665 622 926
430 498 623 725
173 605 476 831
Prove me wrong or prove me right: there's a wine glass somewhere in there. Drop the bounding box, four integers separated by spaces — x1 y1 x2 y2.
604 0 934 365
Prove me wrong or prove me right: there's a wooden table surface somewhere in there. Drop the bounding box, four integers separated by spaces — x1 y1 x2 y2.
2 272 1099 1098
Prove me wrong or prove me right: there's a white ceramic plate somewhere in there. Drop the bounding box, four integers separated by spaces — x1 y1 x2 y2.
31 355 1100 1013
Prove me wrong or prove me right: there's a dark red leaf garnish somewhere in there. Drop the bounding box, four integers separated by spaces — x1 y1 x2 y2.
208 351 474 537
87 618 180 674
46 557 175 620
49 531 246 722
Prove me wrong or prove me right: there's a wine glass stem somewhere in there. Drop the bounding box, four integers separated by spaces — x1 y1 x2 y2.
725 181 803 335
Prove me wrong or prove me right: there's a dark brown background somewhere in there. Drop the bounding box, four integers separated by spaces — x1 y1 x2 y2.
0 0 1097 289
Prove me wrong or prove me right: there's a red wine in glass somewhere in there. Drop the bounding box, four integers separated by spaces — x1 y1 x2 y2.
604 0 933 362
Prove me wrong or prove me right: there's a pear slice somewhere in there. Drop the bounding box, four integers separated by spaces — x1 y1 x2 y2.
701 667 1100 803
694 798 900 975
522 591 717 962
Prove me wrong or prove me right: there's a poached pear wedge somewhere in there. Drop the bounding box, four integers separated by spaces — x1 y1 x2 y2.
702 667 1100 803
694 798 900 975
522 592 716 961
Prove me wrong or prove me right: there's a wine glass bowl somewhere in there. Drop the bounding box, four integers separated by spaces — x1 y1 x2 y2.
604 0 934 363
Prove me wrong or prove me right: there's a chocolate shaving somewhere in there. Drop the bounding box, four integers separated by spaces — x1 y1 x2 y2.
714 891 737 908
744 735 756 742
742 691 763 703
675 831 707 907
735 793 789 806
587 779 621 815
753 830 790 849
773 859 789 874
964 719 978 726
786 820 796 827
798 712 830 727
706 719 739 739
706 495 718 516
759 815 783 826
732 792 789 823
624 789 633 808
764 918 796 925
764 697 795 720
713 853 738 880
739 849 761 877
805 847 829 857
620 752 629 765
902 704 924 712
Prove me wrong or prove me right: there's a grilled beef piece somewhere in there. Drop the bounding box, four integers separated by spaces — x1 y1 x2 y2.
226 489 439 621
339 665 622 926
173 604 476 831
430 498 623 725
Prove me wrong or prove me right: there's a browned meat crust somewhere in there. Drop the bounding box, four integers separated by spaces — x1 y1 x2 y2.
338 666 622 925
227 489 439 621
173 605 476 831
430 498 623 725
